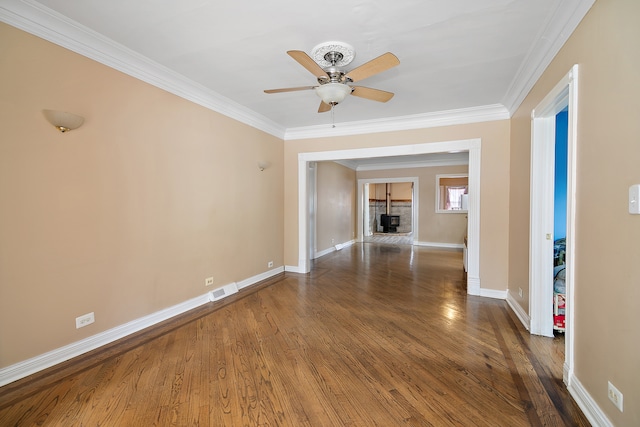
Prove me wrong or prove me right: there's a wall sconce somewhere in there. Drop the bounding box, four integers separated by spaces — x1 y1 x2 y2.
258 161 271 171
42 109 84 133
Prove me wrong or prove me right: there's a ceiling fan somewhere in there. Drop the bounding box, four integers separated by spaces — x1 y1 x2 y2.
264 42 400 113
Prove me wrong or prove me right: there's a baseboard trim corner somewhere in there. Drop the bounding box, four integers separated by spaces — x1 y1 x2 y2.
506 291 530 331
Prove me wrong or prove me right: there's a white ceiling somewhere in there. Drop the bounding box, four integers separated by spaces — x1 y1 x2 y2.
1 0 594 140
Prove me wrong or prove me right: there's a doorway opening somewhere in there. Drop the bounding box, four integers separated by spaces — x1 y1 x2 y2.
530 65 578 385
361 178 418 246
298 139 482 295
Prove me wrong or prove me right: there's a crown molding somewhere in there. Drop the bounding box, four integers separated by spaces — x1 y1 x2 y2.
501 0 595 114
1 0 592 140
0 0 286 139
284 104 510 140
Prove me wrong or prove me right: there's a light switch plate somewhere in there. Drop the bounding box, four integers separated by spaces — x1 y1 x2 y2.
629 184 640 214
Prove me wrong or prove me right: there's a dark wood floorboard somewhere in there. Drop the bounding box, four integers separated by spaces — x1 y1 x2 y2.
0 243 590 426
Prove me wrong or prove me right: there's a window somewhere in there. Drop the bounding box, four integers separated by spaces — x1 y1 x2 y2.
436 174 468 213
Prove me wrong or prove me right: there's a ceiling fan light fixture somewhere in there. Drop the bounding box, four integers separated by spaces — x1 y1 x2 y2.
315 83 352 105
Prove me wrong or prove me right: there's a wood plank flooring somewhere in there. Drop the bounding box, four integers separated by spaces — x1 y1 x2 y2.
0 243 590 426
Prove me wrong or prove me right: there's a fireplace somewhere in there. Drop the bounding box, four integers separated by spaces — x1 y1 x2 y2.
381 214 400 233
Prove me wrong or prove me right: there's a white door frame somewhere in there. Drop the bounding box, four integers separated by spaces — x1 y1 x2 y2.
357 177 419 242
297 138 482 295
529 64 578 385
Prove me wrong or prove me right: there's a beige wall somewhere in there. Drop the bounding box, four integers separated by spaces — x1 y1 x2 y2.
315 161 356 253
358 165 468 245
285 120 510 290
509 0 640 424
0 24 284 367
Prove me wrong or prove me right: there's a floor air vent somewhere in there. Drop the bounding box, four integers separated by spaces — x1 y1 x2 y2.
209 282 239 302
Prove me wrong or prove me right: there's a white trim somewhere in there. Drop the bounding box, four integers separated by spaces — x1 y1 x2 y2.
0 291 208 387
0 0 594 140
357 177 419 243
506 292 531 330
530 65 578 383
467 276 481 296
502 0 595 114
314 246 335 259
313 239 356 259
285 105 509 140
479 289 507 300
236 266 284 290
568 375 614 427
0 0 285 139
413 241 464 250
299 140 481 298
0 267 284 387
334 240 355 251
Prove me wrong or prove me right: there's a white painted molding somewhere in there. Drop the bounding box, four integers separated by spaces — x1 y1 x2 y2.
568 375 613 427
413 241 464 250
506 292 530 331
313 240 355 259
0 1 508 140
479 288 507 300
0 0 594 140
285 105 509 140
313 247 335 259
236 266 284 290
301 139 480 285
0 291 209 387
0 267 284 387
0 0 285 139
467 276 481 296
334 240 355 251
502 0 595 114
284 265 306 273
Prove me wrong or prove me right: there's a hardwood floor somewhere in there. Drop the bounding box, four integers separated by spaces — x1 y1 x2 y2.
0 243 590 426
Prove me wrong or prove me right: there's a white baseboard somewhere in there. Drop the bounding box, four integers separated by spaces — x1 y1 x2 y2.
479 288 507 299
568 374 613 427
414 241 464 249
506 291 530 331
284 265 305 273
334 239 355 251
467 276 481 295
313 239 356 260
236 266 284 290
313 247 334 259
0 267 284 388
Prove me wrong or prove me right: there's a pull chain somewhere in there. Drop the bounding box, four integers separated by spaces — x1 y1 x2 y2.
331 103 336 128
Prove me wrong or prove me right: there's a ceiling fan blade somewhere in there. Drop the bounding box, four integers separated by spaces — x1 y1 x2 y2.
264 86 316 94
318 101 332 113
346 52 400 82
351 86 394 102
287 50 328 79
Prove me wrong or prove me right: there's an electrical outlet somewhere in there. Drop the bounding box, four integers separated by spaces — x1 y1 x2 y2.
268 261 273 268
75 312 95 329
205 277 214 287
608 381 623 412
519 288 523 298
